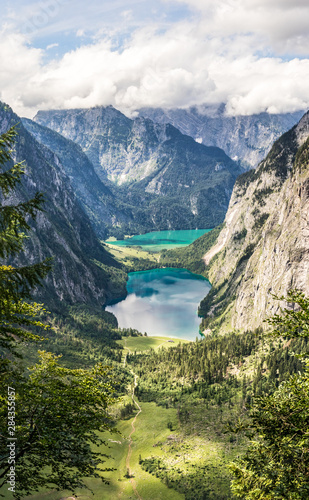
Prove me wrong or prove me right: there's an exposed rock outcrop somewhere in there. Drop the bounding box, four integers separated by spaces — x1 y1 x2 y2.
139 104 304 169
200 111 309 332
33 106 243 231
0 103 126 307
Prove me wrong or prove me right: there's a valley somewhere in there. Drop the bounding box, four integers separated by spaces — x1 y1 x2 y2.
1 0 309 497
0 101 308 500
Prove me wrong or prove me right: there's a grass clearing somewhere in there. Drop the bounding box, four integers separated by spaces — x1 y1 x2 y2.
118 336 190 353
104 243 160 263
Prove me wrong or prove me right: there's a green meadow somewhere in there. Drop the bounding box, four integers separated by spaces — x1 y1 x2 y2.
118 336 190 353
23 402 185 500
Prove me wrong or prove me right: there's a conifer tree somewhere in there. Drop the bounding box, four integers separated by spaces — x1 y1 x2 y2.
0 125 51 367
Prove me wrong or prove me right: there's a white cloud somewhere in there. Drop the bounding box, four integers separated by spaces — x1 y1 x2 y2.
168 0 309 55
1 1 309 117
46 42 58 49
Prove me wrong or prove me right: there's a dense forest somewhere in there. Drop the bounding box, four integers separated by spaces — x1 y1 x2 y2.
126 328 307 499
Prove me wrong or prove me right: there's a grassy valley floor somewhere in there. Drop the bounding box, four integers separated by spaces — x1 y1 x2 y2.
20 336 250 500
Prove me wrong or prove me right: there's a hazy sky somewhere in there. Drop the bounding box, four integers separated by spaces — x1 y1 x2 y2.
1 0 309 117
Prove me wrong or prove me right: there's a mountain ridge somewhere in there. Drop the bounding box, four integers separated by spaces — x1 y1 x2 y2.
199 111 309 332
33 105 243 232
0 102 126 307
138 104 305 169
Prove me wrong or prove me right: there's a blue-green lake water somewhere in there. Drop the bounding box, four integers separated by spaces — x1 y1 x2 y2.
106 229 212 252
106 268 211 340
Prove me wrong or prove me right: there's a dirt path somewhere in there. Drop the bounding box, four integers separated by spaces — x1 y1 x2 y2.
124 343 143 500
123 338 129 367
126 373 142 500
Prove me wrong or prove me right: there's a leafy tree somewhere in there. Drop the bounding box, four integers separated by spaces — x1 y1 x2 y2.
229 290 309 499
0 352 116 498
0 127 116 497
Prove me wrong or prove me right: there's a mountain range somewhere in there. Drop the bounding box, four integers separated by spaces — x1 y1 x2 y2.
2 98 308 327
139 104 304 169
32 106 243 233
0 102 126 307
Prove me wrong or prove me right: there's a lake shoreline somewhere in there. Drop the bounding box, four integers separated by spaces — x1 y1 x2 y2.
106 267 211 341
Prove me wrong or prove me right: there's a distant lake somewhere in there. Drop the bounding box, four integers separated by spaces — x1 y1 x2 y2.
105 229 212 252
106 268 211 340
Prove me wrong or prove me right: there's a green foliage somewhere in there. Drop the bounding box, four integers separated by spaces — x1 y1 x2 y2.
260 127 298 179
0 126 51 362
294 135 309 172
230 291 309 499
0 129 119 498
128 332 304 410
124 257 160 272
141 457 231 500
127 328 306 499
253 187 274 205
92 258 127 298
235 168 258 192
199 278 229 319
252 213 269 231
266 290 309 339
232 228 247 241
0 351 116 498
236 243 255 267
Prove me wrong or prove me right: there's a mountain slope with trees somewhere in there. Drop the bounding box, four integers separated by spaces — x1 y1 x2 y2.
0 102 126 307
0 127 118 498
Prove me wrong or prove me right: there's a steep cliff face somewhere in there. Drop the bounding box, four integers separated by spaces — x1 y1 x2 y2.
34 106 178 185
33 106 243 231
22 118 132 239
0 103 126 307
139 105 304 169
200 112 309 332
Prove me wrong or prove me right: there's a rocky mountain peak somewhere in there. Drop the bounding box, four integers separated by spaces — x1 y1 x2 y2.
33 105 243 231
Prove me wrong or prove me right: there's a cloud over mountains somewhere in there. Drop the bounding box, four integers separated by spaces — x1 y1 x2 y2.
2 0 309 117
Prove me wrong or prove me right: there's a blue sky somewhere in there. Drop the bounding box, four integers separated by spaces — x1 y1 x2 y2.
4 0 192 56
1 0 309 117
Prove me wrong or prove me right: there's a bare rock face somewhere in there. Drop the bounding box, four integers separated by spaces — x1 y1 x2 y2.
201 112 309 332
0 102 126 307
139 104 305 169
33 106 243 231
22 117 132 239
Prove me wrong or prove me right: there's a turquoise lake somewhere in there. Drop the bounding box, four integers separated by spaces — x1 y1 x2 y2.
105 268 211 340
106 228 212 252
